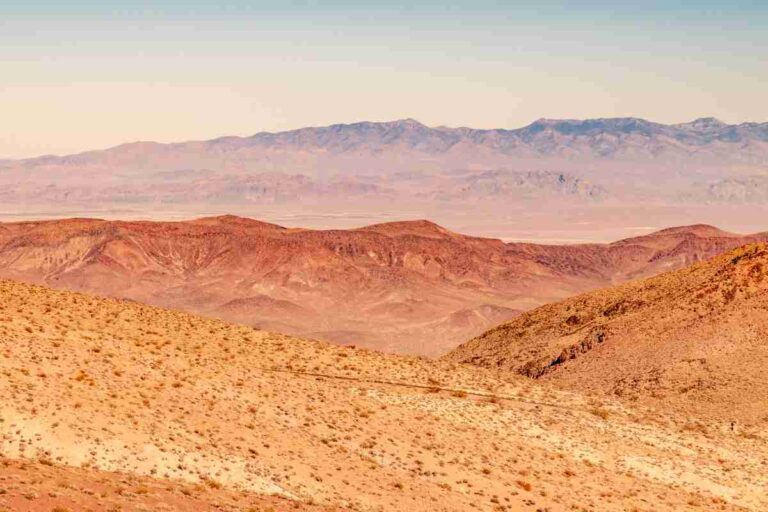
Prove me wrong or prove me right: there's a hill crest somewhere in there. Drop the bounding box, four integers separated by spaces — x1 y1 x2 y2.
445 243 768 422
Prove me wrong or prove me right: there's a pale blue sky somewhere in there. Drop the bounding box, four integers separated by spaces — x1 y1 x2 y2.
2 1 767 157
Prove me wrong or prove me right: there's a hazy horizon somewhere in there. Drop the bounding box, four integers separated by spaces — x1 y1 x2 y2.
3 1 767 158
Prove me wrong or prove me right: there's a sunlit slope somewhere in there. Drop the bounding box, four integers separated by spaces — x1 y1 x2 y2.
447 244 768 423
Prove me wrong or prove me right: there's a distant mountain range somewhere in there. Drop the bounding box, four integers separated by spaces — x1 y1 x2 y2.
15 116 768 161
2 117 768 211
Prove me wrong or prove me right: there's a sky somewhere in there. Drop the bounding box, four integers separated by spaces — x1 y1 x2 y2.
2 1 767 158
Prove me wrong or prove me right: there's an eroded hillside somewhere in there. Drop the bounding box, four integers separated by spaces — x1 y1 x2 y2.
0 215 765 356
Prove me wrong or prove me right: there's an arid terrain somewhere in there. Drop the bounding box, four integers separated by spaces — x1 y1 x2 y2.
4 1 767 509
0 216 766 355
447 243 768 424
1 278 767 511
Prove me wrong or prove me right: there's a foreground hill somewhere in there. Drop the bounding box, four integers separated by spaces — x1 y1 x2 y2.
446 243 768 423
0 458 338 512
1 279 766 510
0 216 765 355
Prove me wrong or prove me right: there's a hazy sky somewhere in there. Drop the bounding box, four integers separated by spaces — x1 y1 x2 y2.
2 1 767 158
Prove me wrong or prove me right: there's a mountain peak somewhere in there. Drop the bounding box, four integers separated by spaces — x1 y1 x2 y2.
394 118 426 127
522 117 657 135
191 215 286 230
334 118 427 131
649 223 736 238
692 116 727 125
358 219 455 238
677 117 729 131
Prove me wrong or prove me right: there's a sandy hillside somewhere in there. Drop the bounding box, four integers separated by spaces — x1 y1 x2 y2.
1 215 765 356
446 243 768 424
0 279 766 511
0 457 340 512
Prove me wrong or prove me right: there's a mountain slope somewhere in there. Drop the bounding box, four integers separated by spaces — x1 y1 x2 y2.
1 279 767 510
0 216 766 355
445 243 768 423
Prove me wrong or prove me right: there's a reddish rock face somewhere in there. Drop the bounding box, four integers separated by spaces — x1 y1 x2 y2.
0 215 765 356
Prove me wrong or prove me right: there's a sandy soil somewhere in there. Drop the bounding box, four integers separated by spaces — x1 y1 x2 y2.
1 279 765 511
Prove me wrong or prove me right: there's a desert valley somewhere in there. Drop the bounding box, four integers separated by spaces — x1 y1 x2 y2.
3 120 768 512
3 2 768 509
3 118 768 512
